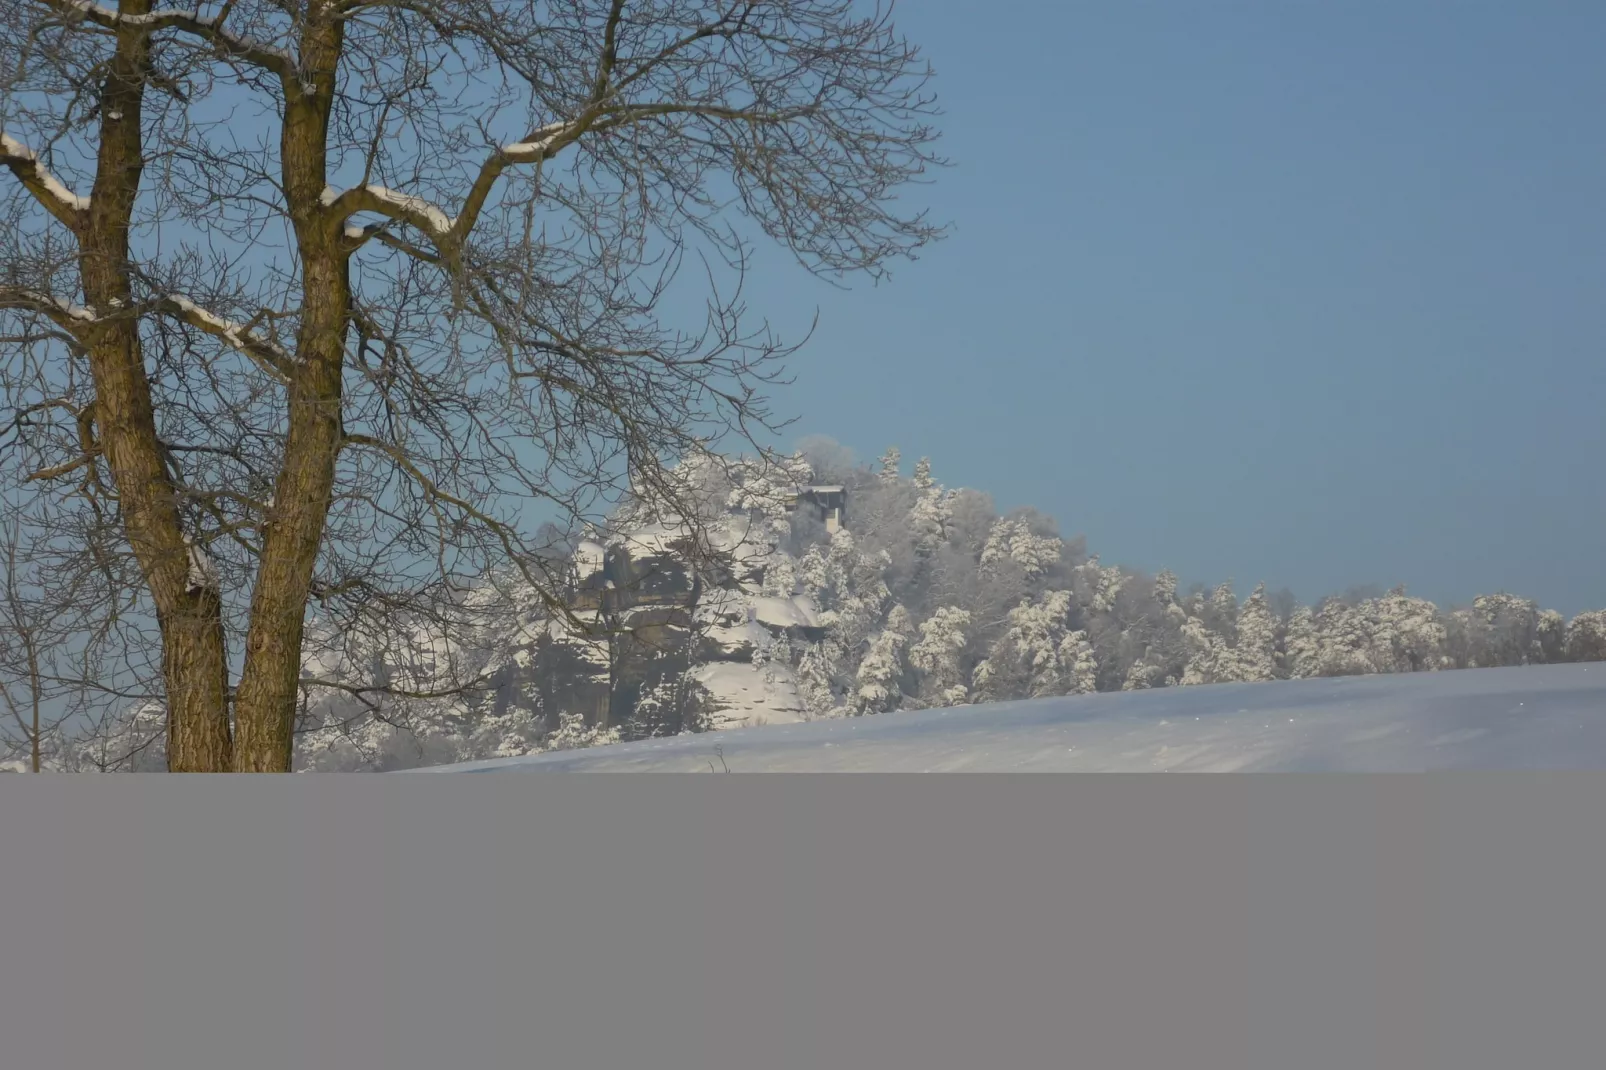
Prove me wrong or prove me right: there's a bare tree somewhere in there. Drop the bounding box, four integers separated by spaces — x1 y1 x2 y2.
0 521 51 770
1 0 943 770
0 505 145 770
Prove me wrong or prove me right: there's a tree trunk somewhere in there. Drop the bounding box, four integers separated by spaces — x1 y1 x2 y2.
230 19 348 772
79 1 233 772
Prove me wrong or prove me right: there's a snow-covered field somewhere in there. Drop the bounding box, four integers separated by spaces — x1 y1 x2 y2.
411 663 1606 772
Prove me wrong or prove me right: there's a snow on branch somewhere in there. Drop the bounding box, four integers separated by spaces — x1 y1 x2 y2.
327 100 800 259
0 287 97 331
323 121 571 252
323 183 459 246
1 286 293 377
363 187 453 236
499 122 572 163
152 295 293 380
1 133 90 228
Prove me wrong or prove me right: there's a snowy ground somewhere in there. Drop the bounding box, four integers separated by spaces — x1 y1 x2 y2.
410 664 1606 773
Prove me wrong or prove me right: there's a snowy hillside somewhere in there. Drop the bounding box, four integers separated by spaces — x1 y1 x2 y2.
410 663 1606 773
22 440 1606 773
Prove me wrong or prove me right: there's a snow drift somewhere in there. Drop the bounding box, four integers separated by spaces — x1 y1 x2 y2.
410 663 1606 772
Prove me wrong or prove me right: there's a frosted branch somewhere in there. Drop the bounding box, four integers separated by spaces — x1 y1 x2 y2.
0 287 96 332
151 295 293 381
1 133 90 229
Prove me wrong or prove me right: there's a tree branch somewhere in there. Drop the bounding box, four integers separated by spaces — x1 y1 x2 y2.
40 1 299 84
0 286 96 335
147 294 293 381
327 101 808 256
0 134 89 230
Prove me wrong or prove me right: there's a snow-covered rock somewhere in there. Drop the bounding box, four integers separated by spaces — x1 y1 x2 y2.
691 661 807 731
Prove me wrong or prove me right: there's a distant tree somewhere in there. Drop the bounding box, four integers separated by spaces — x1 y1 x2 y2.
1178 614 1228 686
1208 582 1240 643
1153 569 1179 610
907 459 950 558
1121 656 1159 691
1472 593 1541 666
1566 611 1606 664
1370 587 1446 674
980 516 1062 579
852 609 909 715
1233 583 1278 682
974 590 1074 700
1536 610 1567 664
1281 604 1320 679
796 642 841 718
1062 629 1099 695
877 447 903 483
1314 597 1378 677
0 521 59 771
908 605 971 707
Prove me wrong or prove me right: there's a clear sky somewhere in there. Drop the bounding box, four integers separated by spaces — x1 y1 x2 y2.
739 1 1606 615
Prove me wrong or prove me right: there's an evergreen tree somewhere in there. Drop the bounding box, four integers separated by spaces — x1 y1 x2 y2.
980 517 1063 578
1209 582 1239 642
1062 630 1099 694
1370 587 1446 673
1315 598 1377 677
909 606 972 707
797 643 842 718
853 621 909 715
907 458 951 558
877 446 903 483
913 457 935 490
1154 569 1179 609
1234 583 1278 682
1179 614 1229 686
1122 655 1159 691
974 590 1075 700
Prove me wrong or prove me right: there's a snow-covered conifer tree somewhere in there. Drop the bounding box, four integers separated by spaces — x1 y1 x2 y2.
796 643 842 718
1154 569 1179 609
908 606 972 707
1282 604 1319 679
877 446 903 483
980 517 1063 579
1062 630 1099 694
1209 582 1239 642
907 458 951 558
853 619 909 715
1122 656 1159 691
1314 598 1377 677
1178 615 1229 686
1233 583 1278 682
973 590 1074 700
1369 587 1445 673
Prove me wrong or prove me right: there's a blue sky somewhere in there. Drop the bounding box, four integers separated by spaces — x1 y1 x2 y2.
737 1 1606 614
